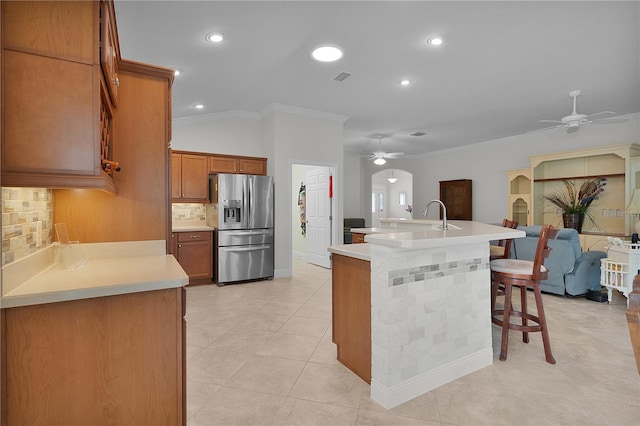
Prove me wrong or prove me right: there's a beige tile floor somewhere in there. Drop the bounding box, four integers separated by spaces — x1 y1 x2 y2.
186 258 640 425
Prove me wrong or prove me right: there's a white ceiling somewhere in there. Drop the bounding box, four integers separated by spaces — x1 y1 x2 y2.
114 1 640 156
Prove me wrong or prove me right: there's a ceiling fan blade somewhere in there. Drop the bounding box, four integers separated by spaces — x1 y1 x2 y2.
585 111 615 119
384 152 404 157
538 119 563 124
526 124 564 134
591 118 629 124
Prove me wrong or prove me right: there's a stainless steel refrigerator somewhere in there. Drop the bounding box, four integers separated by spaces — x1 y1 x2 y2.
210 174 274 285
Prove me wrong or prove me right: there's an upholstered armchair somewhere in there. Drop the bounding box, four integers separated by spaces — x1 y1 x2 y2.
510 226 607 296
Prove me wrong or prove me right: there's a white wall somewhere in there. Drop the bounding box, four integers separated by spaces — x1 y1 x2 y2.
265 108 345 277
172 112 262 155
362 114 640 226
343 150 363 219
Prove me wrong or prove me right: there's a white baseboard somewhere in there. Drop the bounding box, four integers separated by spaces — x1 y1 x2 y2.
370 348 493 410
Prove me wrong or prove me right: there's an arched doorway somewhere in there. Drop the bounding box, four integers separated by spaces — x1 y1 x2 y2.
371 169 413 227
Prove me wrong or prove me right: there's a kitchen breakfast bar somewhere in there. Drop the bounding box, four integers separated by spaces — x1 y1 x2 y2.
329 219 524 409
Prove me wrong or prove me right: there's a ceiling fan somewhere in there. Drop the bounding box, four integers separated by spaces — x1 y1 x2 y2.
533 90 625 133
364 137 404 165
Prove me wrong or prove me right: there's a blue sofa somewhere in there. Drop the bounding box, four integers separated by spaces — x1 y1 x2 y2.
509 226 607 296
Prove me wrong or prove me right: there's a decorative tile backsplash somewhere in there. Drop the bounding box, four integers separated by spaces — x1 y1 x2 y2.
171 203 207 224
2 187 54 266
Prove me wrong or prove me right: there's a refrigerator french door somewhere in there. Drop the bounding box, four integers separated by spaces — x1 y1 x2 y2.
212 174 274 284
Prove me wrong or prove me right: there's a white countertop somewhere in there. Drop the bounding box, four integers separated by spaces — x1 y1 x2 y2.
363 220 524 249
328 243 371 261
349 227 386 235
1 240 188 309
172 225 215 232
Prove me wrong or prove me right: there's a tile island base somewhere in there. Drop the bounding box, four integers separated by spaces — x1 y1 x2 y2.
329 220 524 409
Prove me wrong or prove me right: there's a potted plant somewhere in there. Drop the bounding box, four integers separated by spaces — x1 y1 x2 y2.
543 177 607 233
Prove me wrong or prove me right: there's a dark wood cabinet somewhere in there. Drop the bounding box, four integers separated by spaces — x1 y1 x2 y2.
2 288 185 425
332 254 371 383
171 153 209 202
209 154 267 175
440 179 472 220
1 0 121 193
173 231 213 283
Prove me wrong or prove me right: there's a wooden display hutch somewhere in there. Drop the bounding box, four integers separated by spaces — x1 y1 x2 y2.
506 169 532 226
530 144 640 248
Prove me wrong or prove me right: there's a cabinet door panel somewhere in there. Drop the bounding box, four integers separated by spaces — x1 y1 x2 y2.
3 1 95 62
3 50 96 175
239 158 266 175
177 240 212 280
209 156 238 174
180 155 209 200
100 0 119 105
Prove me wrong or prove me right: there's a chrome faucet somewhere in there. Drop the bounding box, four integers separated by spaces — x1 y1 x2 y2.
423 199 448 230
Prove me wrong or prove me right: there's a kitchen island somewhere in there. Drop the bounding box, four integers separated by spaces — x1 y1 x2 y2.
329 220 524 409
1 240 188 425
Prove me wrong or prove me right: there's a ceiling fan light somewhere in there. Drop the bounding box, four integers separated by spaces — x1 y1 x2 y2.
205 32 224 43
373 158 386 166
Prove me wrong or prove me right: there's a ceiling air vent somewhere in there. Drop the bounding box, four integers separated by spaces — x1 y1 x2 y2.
410 131 427 137
333 72 351 82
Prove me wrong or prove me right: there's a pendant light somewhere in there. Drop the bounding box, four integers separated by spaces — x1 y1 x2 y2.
387 170 398 184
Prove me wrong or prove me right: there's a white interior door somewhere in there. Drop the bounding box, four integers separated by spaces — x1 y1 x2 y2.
372 184 386 227
305 167 332 268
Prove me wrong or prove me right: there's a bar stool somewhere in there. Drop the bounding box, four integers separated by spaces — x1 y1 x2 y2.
490 219 519 261
490 224 558 364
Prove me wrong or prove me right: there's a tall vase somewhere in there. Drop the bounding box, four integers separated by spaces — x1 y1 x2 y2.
562 213 585 233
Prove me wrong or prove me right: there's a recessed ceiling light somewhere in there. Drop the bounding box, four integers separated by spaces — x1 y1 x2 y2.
427 36 443 46
312 45 343 62
173 69 181 77
205 32 224 43
194 104 204 109
400 79 411 86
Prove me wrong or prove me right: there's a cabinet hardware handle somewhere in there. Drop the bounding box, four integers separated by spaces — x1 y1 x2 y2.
113 77 120 86
190 235 199 238
178 244 182 248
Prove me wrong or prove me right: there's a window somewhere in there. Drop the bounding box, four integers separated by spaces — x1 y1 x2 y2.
399 191 406 206
372 191 385 213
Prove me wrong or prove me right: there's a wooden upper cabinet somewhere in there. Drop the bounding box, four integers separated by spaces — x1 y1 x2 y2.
209 155 238 174
1 0 118 192
172 153 209 202
100 0 120 106
2 1 96 62
209 154 267 175
239 158 267 175
439 179 472 220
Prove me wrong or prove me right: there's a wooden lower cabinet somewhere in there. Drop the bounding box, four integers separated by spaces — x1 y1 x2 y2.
351 233 366 244
173 231 213 283
331 254 371 383
0 288 185 425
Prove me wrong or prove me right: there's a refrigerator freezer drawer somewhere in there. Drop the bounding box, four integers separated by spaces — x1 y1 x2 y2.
217 244 274 283
217 229 273 246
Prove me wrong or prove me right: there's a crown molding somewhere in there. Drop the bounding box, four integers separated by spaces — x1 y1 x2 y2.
261 103 350 123
173 110 261 127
